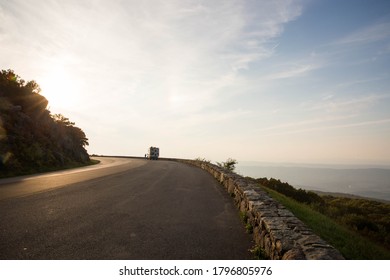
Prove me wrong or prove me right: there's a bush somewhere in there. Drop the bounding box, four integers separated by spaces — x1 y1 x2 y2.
216 158 237 172
255 177 325 206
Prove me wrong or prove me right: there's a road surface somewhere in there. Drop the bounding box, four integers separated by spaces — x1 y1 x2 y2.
0 157 253 259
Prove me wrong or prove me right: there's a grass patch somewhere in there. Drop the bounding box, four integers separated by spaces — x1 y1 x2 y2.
239 211 253 233
239 211 267 259
250 245 268 260
245 223 253 234
262 186 390 260
239 211 248 223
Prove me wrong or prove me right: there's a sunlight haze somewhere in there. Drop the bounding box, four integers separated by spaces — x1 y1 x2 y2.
1 0 390 165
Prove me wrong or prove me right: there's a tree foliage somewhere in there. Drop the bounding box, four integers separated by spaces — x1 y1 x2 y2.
0 69 90 176
217 158 238 172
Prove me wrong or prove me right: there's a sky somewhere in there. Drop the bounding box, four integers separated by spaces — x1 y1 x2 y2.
1 0 390 165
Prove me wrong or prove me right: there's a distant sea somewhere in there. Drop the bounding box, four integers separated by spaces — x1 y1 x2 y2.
236 162 390 202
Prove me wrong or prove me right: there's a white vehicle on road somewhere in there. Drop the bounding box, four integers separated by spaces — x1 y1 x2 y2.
147 147 159 160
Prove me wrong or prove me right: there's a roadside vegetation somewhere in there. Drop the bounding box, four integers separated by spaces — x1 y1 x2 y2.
0 69 93 178
216 158 238 172
255 177 390 259
194 157 210 164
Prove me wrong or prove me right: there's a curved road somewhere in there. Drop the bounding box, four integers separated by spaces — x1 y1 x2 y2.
0 157 253 259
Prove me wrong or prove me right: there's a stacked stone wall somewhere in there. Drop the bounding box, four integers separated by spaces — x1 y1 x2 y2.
177 159 344 260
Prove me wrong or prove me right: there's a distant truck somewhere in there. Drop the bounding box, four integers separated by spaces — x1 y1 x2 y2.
147 146 159 160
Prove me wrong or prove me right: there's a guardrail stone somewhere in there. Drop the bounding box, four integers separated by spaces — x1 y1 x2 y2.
176 159 344 260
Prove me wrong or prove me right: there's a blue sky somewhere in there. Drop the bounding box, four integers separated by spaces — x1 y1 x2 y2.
1 0 390 165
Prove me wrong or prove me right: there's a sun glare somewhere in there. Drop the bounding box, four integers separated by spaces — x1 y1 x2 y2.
39 66 80 111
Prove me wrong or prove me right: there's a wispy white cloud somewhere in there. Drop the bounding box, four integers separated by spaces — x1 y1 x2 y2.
262 64 317 80
254 91 390 139
303 94 390 113
334 77 388 89
0 0 304 92
257 114 356 133
259 117 390 138
333 118 390 129
334 21 390 46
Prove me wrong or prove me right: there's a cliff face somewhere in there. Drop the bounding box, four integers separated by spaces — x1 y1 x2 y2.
0 70 89 176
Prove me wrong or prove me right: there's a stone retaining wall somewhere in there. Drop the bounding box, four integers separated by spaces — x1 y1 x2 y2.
177 159 344 260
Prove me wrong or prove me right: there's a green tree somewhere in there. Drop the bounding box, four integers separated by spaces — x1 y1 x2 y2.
0 69 90 176
217 158 238 172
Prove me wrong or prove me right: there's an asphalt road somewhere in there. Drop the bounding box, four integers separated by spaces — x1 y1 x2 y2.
0 157 253 259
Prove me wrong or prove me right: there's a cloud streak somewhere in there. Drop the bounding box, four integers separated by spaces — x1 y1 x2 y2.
334 21 390 47
262 64 317 80
259 117 390 138
303 94 390 113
